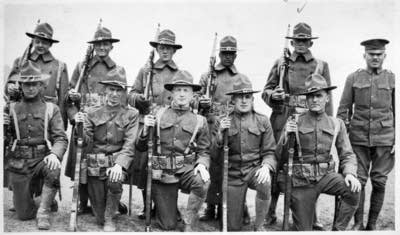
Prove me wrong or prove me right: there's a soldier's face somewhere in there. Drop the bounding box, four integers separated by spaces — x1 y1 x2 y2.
306 90 329 113
364 50 386 69
21 81 43 99
232 93 254 113
219 51 237 67
105 85 124 106
171 85 193 107
291 39 313 54
33 37 52 55
94 41 113 58
156 45 176 62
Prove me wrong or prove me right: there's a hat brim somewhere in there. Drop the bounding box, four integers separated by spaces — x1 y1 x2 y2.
26 32 59 43
297 86 337 96
164 83 201 92
226 90 260 96
149 41 182 49
285 36 319 40
99 80 127 89
19 74 51 83
88 38 120 44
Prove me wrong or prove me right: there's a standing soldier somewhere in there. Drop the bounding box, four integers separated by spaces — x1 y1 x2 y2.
65 24 128 216
137 70 210 231
262 22 332 229
276 74 361 231
128 29 182 219
6 22 69 129
74 68 139 231
4 61 68 230
198 35 251 224
337 39 395 231
213 77 276 231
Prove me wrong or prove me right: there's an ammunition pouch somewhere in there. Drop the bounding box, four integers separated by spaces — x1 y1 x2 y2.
85 153 118 177
151 153 196 180
280 161 336 187
6 145 48 171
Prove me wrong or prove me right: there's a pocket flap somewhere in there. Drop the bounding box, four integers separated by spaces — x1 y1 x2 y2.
299 127 314 134
321 127 334 136
182 124 195 134
160 121 174 129
248 126 261 135
381 119 393 127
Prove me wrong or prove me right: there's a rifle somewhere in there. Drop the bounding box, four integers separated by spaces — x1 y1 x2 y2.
279 24 291 89
221 101 233 232
68 43 94 232
144 24 160 232
205 33 218 99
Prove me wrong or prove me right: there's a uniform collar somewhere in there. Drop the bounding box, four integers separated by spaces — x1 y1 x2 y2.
365 67 383 75
154 59 178 70
233 109 253 118
290 50 314 62
306 109 327 120
30 51 54 62
215 63 238 74
90 55 116 69
171 101 190 112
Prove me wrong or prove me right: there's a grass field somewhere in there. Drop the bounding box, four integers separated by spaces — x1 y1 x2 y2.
3 166 395 232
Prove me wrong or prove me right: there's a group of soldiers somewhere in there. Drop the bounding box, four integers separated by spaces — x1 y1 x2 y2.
3 20 395 232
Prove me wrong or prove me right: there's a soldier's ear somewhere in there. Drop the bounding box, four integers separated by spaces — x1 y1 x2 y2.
309 41 313 48
290 40 294 47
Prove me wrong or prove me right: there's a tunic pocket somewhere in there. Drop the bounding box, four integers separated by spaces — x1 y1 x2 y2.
353 82 370 106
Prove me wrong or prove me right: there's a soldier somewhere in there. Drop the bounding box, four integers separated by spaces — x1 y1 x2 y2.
276 74 361 231
65 25 128 215
74 68 139 231
6 22 69 129
3 61 68 230
128 29 182 219
262 22 332 229
198 35 251 223
137 70 210 231
213 77 277 231
337 39 395 230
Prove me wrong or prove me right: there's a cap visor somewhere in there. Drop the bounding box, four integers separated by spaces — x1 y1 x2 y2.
26 32 59 43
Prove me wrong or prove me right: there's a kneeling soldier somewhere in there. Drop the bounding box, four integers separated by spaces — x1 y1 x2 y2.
4 61 68 230
137 70 210 231
74 68 139 231
214 77 276 231
276 74 361 230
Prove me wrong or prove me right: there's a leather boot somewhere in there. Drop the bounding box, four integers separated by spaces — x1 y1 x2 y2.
37 185 57 230
254 197 270 231
183 193 206 232
104 193 121 232
332 200 358 231
352 189 365 230
243 202 251 225
365 188 385 231
199 204 216 221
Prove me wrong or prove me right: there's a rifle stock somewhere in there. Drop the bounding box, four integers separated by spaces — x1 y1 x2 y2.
221 102 232 232
278 25 291 89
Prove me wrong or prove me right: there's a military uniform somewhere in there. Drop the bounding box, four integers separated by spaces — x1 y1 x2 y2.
7 23 69 129
276 74 360 231
128 29 182 218
262 23 332 226
5 62 68 229
336 39 395 230
198 36 247 214
64 26 126 215
136 71 210 230
212 78 276 231
80 71 138 230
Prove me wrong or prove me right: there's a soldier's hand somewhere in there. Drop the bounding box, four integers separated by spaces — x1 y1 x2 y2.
7 83 20 98
3 113 10 126
107 164 123 182
74 112 86 123
271 87 285 101
286 119 298 133
255 164 271 184
345 174 361 193
44 153 61 171
199 96 212 109
194 163 210 182
144 115 156 127
68 90 82 102
219 117 231 131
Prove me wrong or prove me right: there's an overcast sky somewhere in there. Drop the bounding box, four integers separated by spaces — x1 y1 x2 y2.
2 0 399 116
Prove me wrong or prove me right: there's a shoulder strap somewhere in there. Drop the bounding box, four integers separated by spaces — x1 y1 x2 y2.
313 59 324 75
184 114 204 155
10 103 20 151
155 106 169 154
44 102 54 150
329 117 341 171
